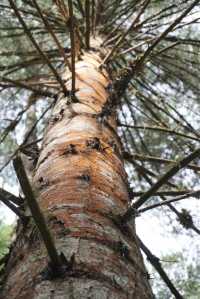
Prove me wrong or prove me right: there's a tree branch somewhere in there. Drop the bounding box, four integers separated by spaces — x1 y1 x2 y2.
85 0 91 49
138 237 184 299
138 190 200 214
68 0 76 96
123 151 200 172
123 148 200 222
130 190 193 197
119 123 200 142
0 77 55 98
32 0 71 71
13 156 62 272
0 188 23 206
102 0 151 65
137 0 200 66
8 0 69 96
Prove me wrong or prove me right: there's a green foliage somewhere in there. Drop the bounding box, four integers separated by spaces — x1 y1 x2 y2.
0 220 13 259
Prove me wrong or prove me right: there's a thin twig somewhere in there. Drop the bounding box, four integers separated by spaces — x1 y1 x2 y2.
123 151 200 172
13 156 62 272
130 190 193 197
138 190 200 214
153 41 180 57
0 77 54 98
119 123 200 142
118 38 155 56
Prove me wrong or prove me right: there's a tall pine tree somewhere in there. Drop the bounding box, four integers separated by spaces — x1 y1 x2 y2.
0 1 200 298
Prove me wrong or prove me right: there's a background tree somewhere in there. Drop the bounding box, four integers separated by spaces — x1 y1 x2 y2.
0 0 200 298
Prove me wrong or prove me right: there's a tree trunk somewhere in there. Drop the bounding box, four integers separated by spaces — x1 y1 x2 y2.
1 38 153 299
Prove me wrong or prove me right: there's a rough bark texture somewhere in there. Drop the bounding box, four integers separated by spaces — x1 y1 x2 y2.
1 38 153 299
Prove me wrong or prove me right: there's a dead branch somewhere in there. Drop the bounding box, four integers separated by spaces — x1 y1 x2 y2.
123 148 200 222
13 156 62 272
138 237 184 299
138 190 200 214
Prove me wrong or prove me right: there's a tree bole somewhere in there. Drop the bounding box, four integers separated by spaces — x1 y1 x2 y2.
1 40 153 299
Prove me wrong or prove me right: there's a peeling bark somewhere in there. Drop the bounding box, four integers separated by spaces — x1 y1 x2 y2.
1 38 153 299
